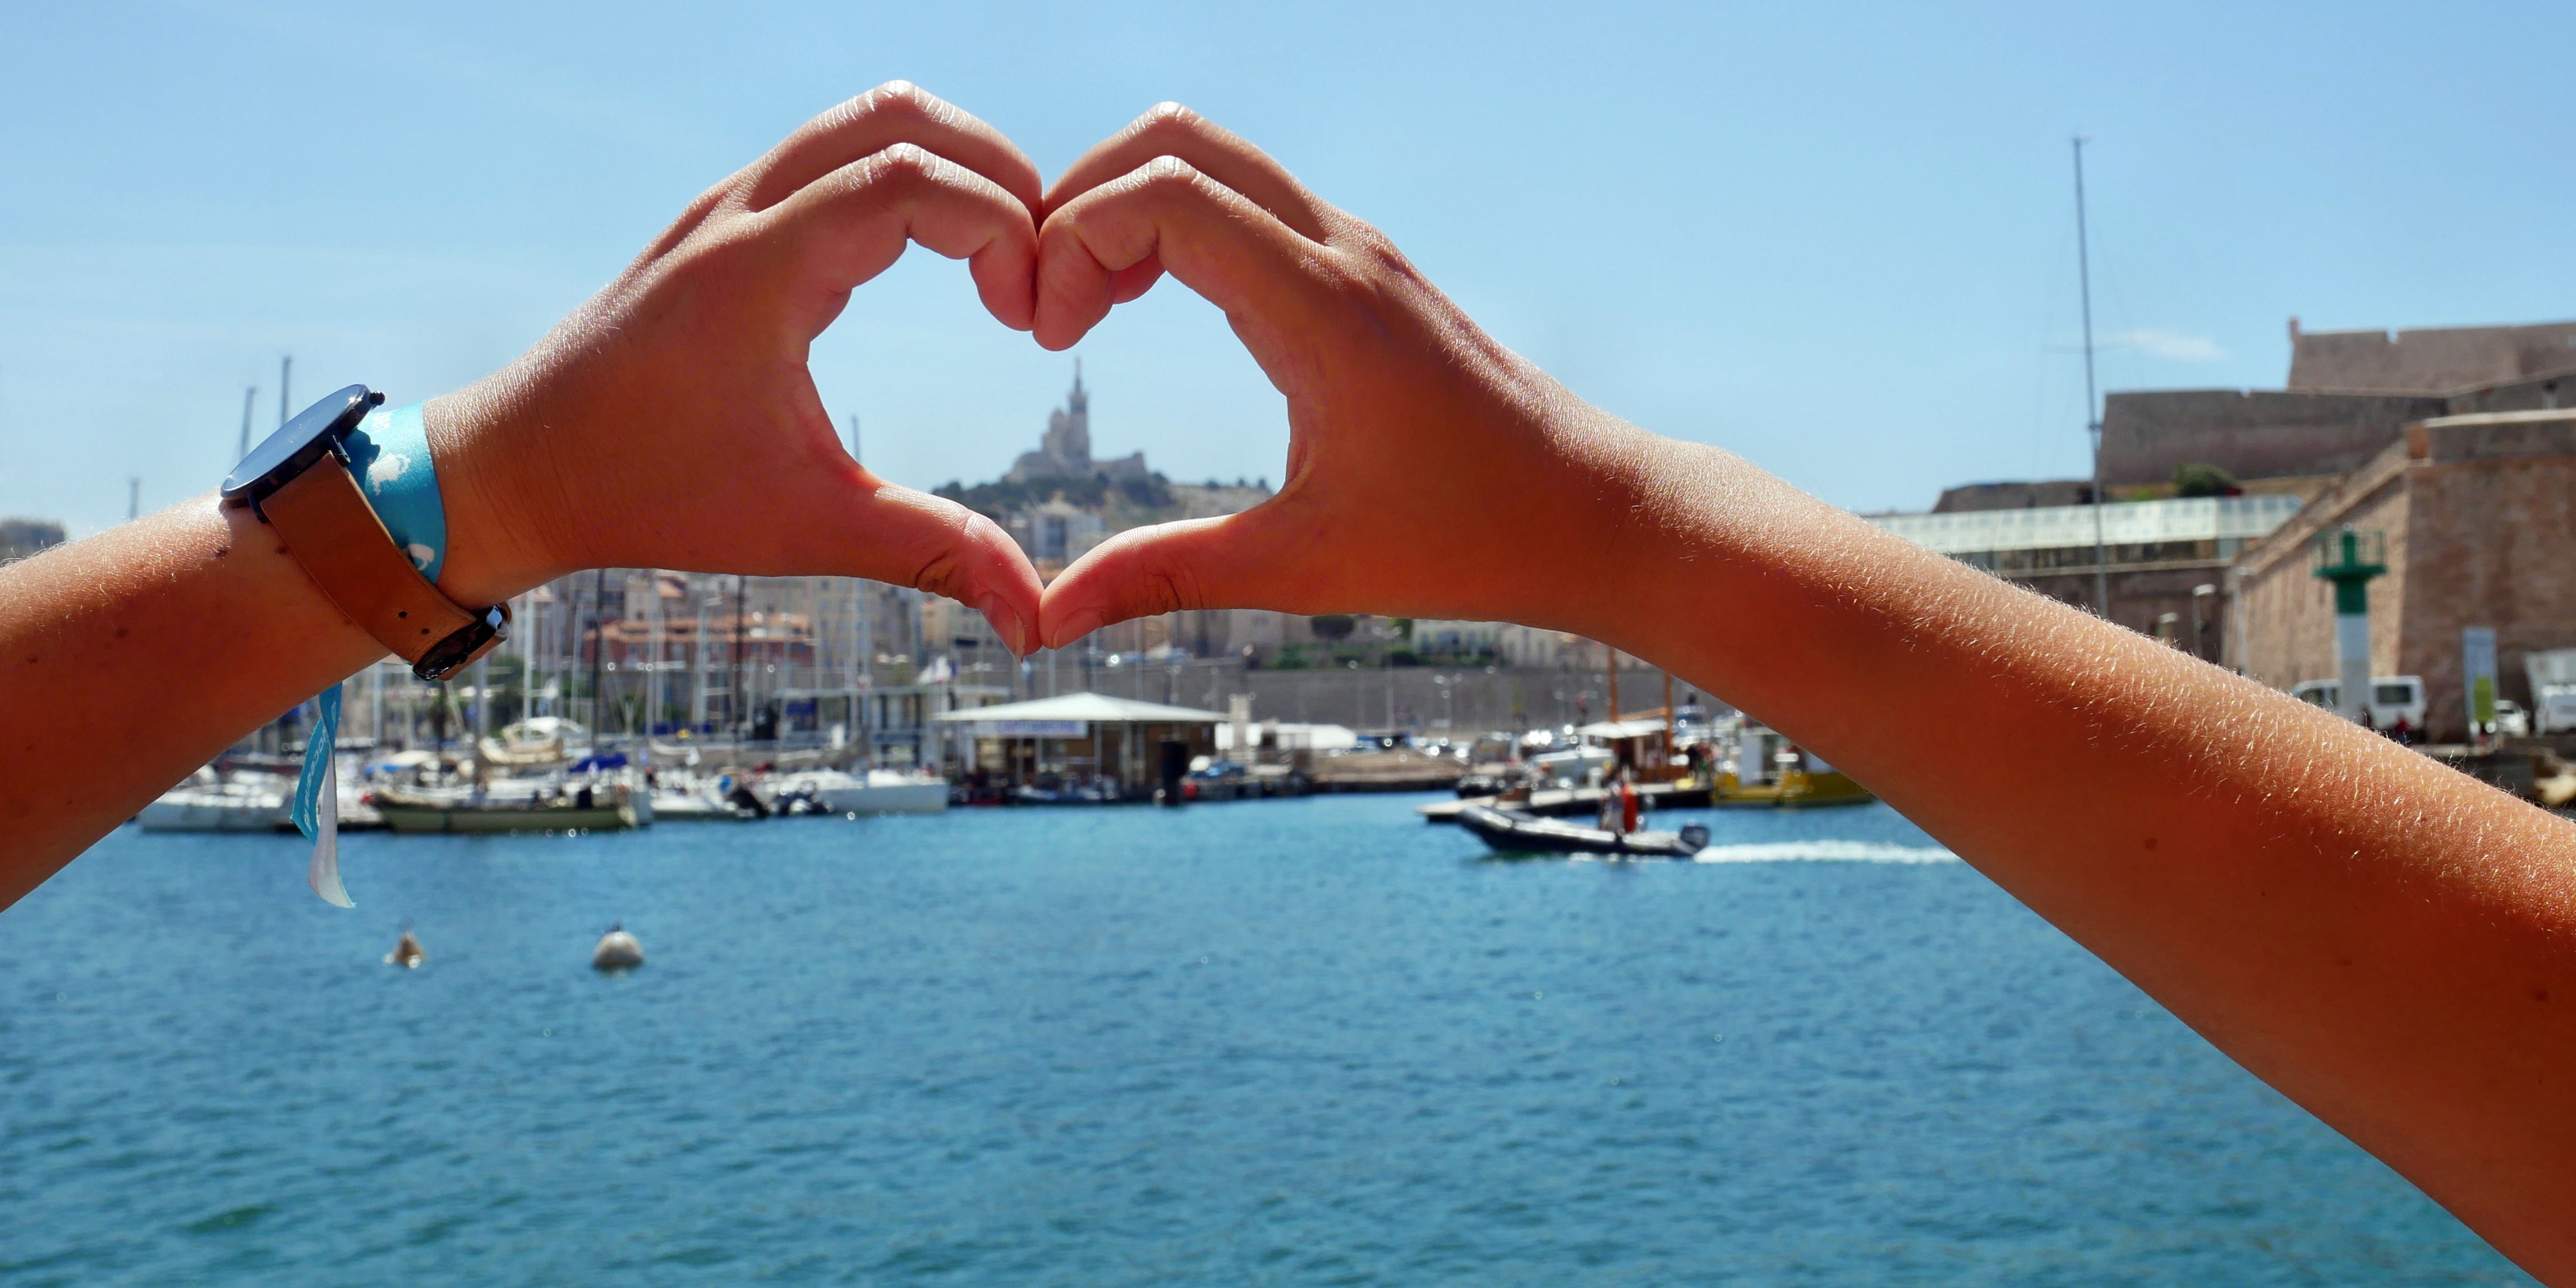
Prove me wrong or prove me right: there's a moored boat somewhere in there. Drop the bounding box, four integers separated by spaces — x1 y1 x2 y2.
651 785 763 821
769 767 950 815
139 767 385 832
1708 725 1874 808
371 781 649 833
139 775 289 832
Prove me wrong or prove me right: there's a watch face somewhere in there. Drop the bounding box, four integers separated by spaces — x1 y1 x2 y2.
221 385 379 499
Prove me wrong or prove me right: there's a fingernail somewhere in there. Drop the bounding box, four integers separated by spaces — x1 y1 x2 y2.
974 595 1029 657
1047 607 1104 651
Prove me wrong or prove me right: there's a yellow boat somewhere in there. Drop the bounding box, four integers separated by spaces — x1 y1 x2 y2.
1708 725 1875 808
1708 766 1874 808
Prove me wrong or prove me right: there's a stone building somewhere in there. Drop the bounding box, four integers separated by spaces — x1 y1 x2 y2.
2287 318 2576 393
2098 389 2445 486
2230 410 2576 740
1892 318 2576 671
2097 319 2576 489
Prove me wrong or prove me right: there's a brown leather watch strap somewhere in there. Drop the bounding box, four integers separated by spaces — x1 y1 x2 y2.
261 453 480 664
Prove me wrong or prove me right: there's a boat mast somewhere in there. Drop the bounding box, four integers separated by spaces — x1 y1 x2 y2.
589 567 609 744
647 571 664 739
733 575 750 743
2073 135 2109 620
237 385 256 461
1606 640 1619 721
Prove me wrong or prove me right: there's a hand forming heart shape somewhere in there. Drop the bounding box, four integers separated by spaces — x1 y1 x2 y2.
421 84 1657 663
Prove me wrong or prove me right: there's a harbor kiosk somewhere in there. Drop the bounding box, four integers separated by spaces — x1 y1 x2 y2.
935 693 1222 802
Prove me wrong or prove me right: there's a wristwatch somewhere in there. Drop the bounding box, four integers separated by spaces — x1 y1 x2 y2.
222 385 510 681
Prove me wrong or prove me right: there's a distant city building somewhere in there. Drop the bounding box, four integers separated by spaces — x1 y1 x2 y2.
1 518 66 562
1005 497 1108 567
1405 620 1574 669
1006 361 1149 484
1408 619 1502 658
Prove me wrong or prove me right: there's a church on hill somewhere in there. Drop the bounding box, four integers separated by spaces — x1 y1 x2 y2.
1005 361 1151 484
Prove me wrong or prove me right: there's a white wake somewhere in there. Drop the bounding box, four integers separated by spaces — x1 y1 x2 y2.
1689 840 1959 864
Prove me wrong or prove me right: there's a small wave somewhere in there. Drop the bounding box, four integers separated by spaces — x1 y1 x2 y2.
1690 841 1958 864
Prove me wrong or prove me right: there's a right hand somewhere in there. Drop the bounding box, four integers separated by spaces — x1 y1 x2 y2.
1029 105 1671 649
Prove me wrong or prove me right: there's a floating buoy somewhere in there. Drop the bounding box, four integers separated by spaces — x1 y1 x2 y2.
592 924 644 972
384 927 426 969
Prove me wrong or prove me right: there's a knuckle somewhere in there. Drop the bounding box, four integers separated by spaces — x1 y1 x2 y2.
1149 559 1208 614
861 141 942 188
1354 228 1412 273
908 504 995 599
1133 154 1205 196
1132 101 1206 142
863 80 940 123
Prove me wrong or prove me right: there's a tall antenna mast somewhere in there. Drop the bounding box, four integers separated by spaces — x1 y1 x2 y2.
278 355 293 429
237 386 258 461
847 413 861 466
2073 135 2109 620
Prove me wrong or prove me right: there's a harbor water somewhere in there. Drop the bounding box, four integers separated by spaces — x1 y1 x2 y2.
0 797 2531 1284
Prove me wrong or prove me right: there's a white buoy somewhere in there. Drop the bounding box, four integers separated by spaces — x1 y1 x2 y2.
592 925 644 971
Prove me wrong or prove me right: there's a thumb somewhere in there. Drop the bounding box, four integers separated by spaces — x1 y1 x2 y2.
1038 510 1308 649
834 482 1044 656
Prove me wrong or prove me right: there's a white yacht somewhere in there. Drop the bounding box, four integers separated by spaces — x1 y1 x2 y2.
771 767 949 816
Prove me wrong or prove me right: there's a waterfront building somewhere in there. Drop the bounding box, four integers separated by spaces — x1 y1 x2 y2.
934 692 1222 798
1869 495 2305 652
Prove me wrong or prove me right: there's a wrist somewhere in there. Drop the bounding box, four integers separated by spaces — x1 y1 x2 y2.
1499 408 1696 640
422 383 565 607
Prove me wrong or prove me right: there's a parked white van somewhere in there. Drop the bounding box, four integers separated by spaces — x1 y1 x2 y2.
2523 649 2576 734
2289 676 2427 732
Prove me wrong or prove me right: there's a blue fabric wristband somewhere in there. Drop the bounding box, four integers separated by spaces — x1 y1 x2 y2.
290 402 449 907
338 403 449 582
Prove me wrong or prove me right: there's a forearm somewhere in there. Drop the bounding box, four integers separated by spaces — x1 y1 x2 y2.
1583 433 2576 1271
0 496 381 905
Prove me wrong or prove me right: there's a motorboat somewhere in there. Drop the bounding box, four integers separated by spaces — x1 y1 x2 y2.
1457 803 1709 858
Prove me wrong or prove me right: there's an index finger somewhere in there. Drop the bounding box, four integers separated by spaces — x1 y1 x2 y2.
744 81 1045 217
1044 103 1335 242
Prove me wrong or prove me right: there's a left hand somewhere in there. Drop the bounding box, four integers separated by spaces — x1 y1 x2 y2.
426 82 1047 652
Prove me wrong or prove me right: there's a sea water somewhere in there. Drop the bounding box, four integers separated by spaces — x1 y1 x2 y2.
0 797 2531 1285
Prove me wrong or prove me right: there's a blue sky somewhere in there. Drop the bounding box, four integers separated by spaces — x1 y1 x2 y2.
5 1 2572 537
